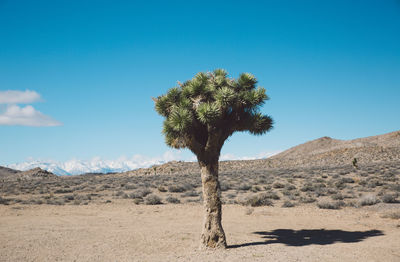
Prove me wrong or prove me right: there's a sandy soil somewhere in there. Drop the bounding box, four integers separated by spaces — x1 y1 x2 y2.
1 202 399 262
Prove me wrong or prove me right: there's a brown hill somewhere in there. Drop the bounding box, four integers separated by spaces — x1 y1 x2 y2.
267 130 400 168
0 167 58 181
2 130 399 179
18 167 58 179
272 130 400 159
0 166 20 179
123 130 400 176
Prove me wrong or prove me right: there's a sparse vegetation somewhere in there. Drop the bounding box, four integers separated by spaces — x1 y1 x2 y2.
282 200 295 208
166 196 180 204
352 158 358 169
244 193 274 207
245 207 254 215
157 186 167 192
144 194 163 205
298 194 316 204
0 196 10 205
182 191 199 197
381 210 400 219
168 185 186 193
381 193 398 203
130 189 152 199
331 193 344 200
1 159 399 212
359 194 380 206
272 182 285 189
317 199 343 209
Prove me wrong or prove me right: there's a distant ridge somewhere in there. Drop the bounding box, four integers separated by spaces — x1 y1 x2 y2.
266 130 400 168
18 167 58 179
2 130 400 177
0 167 57 181
0 166 20 179
123 130 400 176
271 130 400 160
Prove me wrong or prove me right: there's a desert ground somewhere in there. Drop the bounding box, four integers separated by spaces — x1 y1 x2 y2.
1 131 399 261
1 201 400 262
1 161 400 262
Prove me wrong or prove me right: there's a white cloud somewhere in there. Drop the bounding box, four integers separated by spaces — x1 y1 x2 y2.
0 90 41 104
7 150 281 176
0 104 61 126
0 90 61 126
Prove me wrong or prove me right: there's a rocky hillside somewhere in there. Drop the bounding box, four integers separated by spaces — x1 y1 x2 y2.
0 166 20 179
2 130 399 178
17 167 58 179
123 130 400 176
0 167 57 181
267 130 400 168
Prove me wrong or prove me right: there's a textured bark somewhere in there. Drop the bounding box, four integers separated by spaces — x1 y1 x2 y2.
199 160 227 249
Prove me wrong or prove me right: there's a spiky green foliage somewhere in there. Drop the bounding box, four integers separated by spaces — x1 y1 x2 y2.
197 102 221 124
154 69 273 161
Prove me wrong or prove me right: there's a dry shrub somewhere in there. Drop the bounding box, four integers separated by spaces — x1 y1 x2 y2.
54 188 73 194
124 184 136 190
133 198 142 205
220 182 231 191
282 200 295 208
144 194 163 205
285 184 296 190
300 183 315 192
251 185 262 192
272 182 285 189
381 193 398 203
46 198 66 205
331 193 344 200
265 191 280 200
244 194 274 207
299 196 316 203
166 196 180 204
157 186 167 192
317 199 343 209
226 193 237 199
359 194 380 206
237 184 252 191
130 188 152 198
381 210 400 219
168 185 186 193
182 190 199 197
0 197 10 205
245 207 254 215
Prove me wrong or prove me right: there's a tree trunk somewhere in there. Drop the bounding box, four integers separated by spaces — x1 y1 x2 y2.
199 159 227 249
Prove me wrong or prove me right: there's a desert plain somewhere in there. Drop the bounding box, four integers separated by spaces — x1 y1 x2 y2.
0 201 400 262
1 131 400 261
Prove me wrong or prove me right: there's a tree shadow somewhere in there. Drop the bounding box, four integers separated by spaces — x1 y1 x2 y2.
229 229 384 249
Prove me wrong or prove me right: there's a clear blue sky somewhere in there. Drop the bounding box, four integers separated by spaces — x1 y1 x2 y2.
1 0 399 165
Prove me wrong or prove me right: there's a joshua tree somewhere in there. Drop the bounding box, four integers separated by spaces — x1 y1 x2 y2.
352 158 358 169
153 69 273 249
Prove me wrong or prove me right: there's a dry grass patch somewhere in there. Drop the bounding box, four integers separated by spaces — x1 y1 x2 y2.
381 210 400 219
317 199 344 209
359 194 380 206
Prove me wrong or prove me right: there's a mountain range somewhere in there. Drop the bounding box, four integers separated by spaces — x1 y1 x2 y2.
4 158 171 176
2 130 399 177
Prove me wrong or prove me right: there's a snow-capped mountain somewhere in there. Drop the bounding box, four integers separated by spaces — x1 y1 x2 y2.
9 160 114 175
7 158 168 176
6 152 186 175
6 151 279 176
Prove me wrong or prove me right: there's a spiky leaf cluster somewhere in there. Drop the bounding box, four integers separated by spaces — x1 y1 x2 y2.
154 69 273 157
